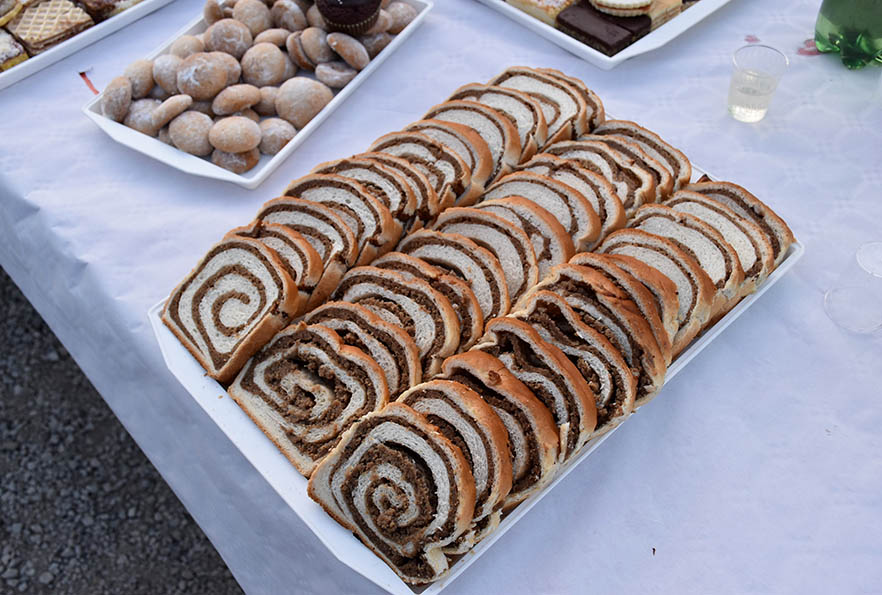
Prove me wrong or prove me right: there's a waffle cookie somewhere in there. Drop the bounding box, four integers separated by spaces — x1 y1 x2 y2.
7 0 93 54
0 28 28 70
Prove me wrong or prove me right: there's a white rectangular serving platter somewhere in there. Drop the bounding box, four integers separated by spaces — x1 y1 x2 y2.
82 0 432 189
472 0 734 70
0 0 178 92
149 164 803 595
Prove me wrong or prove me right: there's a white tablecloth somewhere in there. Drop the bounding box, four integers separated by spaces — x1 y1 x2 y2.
2 0 881 592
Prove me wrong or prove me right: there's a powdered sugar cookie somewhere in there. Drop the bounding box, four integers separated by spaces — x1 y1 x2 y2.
254 27 290 46
124 59 154 99
210 51 241 86
301 27 334 65
152 94 193 129
231 108 260 122
212 147 260 173
204 0 235 24
315 60 356 88
386 1 416 33
169 35 204 58
271 0 306 31
209 115 262 152
306 3 324 28
169 111 214 155
233 0 272 36
255 86 278 116
212 83 261 115
204 18 253 59
259 117 296 154
275 77 333 128
327 32 369 70
123 98 161 136
359 32 392 58
153 54 182 95
241 42 287 86
177 52 228 100
101 76 132 122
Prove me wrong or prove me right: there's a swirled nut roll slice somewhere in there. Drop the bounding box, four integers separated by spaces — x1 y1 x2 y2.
630 204 745 318
605 253 680 346
306 302 421 397
397 229 511 321
664 190 775 296
684 180 794 268
581 133 674 202
537 68 606 131
598 229 715 356
229 323 388 476
352 151 440 230
569 252 674 366
255 197 358 308
520 264 667 405
440 351 559 514
422 100 521 186
404 119 494 205
515 156 623 246
475 196 575 280
474 317 597 459
228 221 322 316
447 83 549 161
488 66 589 144
483 170 602 253
311 157 417 226
284 174 402 266
373 252 484 351
308 402 476 584
368 131 473 214
543 139 656 216
333 266 461 377
433 207 539 304
593 119 692 190
398 380 512 553
513 291 636 434
162 236 301 383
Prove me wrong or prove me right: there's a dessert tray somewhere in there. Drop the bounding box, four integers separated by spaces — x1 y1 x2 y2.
0 0 178 92
472 0 734 70
81 0 432 189
149 161 803 595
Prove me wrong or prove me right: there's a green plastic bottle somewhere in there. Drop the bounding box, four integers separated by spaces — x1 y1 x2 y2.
815 0 882 69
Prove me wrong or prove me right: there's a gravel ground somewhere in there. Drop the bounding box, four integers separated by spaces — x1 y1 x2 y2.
0 267 243 595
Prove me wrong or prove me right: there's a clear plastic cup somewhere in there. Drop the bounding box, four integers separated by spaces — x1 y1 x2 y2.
727 45 789 123
823 242 882 334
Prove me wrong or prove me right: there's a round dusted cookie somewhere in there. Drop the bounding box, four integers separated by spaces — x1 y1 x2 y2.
255 86 278 115
363 9 390 34
101 76 132 122
169 35 204 58
212 83 261 115
152 54 182 95
123 59 154 99
212 147 261 173
204 18 253 59
232 108 261 122
386 1 416 33
204 0 236 23
281 52 297 81
259 117 297 154
123 98 161 136
359 31 392 58
271 0 306 31
275 77 334 128
176 53 228 100
286 31 313 70
149 86 171 100
169 111 214 155
241 42 287 87
209 51 242 85
306 3 325 27
254 27 290 46
233 0 272 35
190 100 215 116
301 27 335 65
209 115 262 152
315 61 357 88
152 94 193 128
326 32 369 70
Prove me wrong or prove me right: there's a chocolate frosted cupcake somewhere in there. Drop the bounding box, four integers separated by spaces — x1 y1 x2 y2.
315 0 381 34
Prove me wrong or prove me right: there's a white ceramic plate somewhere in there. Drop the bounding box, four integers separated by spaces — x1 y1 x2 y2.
149 164 803 594
471 0 734 70
82 0 433 189
0 0 178 92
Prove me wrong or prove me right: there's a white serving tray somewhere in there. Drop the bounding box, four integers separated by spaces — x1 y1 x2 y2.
0 0 178 92
149 165 803 594
82 0 432 189
472 0 734 70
